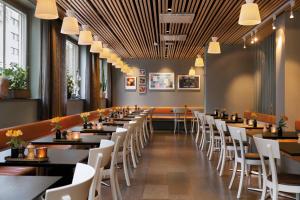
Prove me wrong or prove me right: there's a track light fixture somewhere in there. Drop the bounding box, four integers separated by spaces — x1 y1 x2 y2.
290 0 295 19
243 37 246 49
272 15 276 30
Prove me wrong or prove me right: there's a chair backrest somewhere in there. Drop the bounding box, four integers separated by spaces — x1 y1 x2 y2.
253 136 281 188
99 139 115 168
215 119 226 143
205 115 215 133
227 126 247 159
45 163 95 200
172 107 186 114
87 150 103 200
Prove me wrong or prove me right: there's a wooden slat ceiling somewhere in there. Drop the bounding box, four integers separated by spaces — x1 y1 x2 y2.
56 0 300 59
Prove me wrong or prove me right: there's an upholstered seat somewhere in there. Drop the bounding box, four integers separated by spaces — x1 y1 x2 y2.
245 153 260 160
0 166 35 175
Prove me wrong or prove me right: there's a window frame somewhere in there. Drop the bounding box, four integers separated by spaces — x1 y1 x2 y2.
65 37 81 99
0 0 27 69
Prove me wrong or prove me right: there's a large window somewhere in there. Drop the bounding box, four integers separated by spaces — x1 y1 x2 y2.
0 1 26 69
65 39 81 99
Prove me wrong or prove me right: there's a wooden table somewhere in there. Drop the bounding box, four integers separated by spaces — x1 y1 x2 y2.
102 122 126 127
0 175 61 200
71 126 117 135
31 135 109 146
227 123 264 130
0 149 88 167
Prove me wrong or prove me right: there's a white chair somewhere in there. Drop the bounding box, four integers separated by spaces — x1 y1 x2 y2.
254 136 300 200
190 108 203 134
194 111 202 145
103 131 126 200
199 113 210 151
45 163 95 200
172 107 187 134
215 119 235 176
206 115 222 160
88 139 115 200
228 126 262 199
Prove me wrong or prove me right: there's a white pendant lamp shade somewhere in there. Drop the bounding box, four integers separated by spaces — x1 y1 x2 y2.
208 37 221 54
188 66 196 76
35 0 58 20
61 10 79 35
239 0 261 26
90 36 103 53
195 54 204 67
78 25 93 45
99 48 111 59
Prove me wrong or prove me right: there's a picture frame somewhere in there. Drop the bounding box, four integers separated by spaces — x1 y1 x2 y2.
139 69 146 76
138 76 147 86
177 75 200 90
125 76 137 90
138 86 147 94
149 72 175 90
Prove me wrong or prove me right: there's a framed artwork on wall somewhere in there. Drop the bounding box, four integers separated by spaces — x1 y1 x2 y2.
138 76 147 86
138 86 147 94
125 76 137 90
177 75 200 90
139 69 146 76
149 73 175 90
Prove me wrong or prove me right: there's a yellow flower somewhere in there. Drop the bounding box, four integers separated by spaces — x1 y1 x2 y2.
5 130 12 137
5 129 23 138
51 117 62 123
80 112 90 118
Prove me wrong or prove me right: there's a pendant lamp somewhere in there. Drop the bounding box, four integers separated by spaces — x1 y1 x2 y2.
99 48 111 59
90 36 103 53
195 54 204 67
208 37 221 54
188 66 196 76
78 25 93 45
61 10 79 35
239 0 261 26
35 0 58 20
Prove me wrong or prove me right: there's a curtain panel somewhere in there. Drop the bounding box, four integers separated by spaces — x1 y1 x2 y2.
40 20 66 119
255 33 276 114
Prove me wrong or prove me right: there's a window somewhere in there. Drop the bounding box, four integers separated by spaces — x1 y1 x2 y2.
0 1 26 69
65 39 80 99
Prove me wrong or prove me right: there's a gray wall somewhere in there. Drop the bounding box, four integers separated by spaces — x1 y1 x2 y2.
111 59 204 107
0 100 38 128
66 100 84 115
205 45 256 114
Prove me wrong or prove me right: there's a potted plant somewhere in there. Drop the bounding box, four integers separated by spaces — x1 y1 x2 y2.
80 112 90 129
277 116 287 137
5 129 26 158
2 64 29 99
51 117 63 139
0 68 9 99
67 74 74 99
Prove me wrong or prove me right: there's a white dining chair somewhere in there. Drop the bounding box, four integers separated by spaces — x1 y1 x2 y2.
172 107 187 134
253 136 300 200
199 113 210 151
45 163 95 200
206 115 222 160
228 126 262 199
190 108 203 134
87 149 103 200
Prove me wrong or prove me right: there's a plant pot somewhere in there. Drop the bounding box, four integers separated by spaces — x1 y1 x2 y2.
11 147 25 158
83 123 88 129
55 129 61 139
11 89 30 99
253 120 257 128
277 127 283 137
0 76 9 99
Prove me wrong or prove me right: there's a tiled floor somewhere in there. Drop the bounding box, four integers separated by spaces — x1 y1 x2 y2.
101 131 274 200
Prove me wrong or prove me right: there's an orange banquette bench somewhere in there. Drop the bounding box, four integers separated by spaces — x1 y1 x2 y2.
151 107 203 120
296 119 300 131
243 111 277 124
0 110 102 175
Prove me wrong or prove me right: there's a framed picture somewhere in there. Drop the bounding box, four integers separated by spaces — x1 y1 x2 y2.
139 69 146 76
177 75 200 90
125 77 137 90
138 86 147 94
149 73 175 90
138 76 147 86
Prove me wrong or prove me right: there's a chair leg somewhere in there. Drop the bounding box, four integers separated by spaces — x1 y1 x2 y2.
191 118 195 133
110 169 117 200
258 167 262 189
123 150 131 186
209 138 214 160
219 149 226 176
260 178 267 200
237 162 245 199
217 145 223 170
229 161 238 189
115 169 122 200
200 130 206 151
195 126 200 145
174 119 177 134
130 137 137 168
184 120 187 134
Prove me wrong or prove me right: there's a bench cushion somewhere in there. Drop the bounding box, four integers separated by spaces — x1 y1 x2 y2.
0 167 35 176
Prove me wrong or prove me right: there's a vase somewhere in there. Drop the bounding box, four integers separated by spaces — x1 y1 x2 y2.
55 129 61 139
253 120 257 128
83 123 88 129
11 147 25 158
277 127 283 137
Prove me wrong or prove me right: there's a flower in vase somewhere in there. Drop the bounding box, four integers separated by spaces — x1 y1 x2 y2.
51 117 62 132
80 112 90 124
5 129 26 149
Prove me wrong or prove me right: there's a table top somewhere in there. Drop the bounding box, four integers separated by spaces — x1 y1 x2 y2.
71 126 117 135
223 119 243 124
280 142 300 156
0 149 88 167
112 118 132 121
31 134 109 146
102 122 126 127
0 175 61 200
262 131 298 139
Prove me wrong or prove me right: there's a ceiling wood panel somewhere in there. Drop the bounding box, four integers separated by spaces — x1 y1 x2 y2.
57 0 300 59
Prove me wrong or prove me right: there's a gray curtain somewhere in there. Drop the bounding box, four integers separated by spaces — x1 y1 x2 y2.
255 33 276 114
